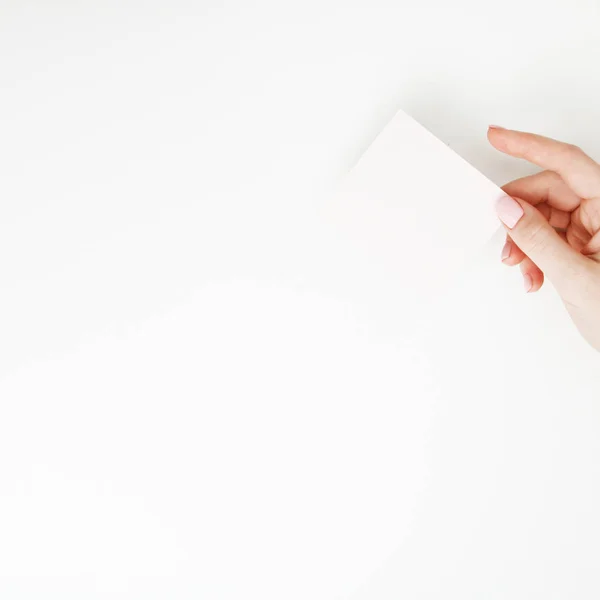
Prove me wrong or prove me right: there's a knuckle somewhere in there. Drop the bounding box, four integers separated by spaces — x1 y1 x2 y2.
556 143 583 164
519 218 550 254
566 143 582 155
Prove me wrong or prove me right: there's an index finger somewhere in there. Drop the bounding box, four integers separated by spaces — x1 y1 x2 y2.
488 127 600 200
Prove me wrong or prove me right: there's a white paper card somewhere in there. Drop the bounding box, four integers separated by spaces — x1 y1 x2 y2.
325 110 504 329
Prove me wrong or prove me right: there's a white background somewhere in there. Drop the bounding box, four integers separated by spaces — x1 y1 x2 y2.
1 1 600 598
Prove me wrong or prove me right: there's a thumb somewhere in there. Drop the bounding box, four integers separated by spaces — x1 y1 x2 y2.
495 195 587 293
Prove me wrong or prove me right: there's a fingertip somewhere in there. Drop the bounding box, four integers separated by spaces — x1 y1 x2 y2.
501 238 526 266
528 278 544 293
496 194 525 229
502 253 526 267
487 126 511 150
501 239 511 261
520 261 544 293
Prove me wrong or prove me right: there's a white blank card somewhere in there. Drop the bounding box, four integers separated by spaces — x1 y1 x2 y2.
325 110 504 330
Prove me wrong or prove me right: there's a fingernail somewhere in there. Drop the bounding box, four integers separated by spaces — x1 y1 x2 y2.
489 125 505 130
495 196 524 229
523 273 533 293
501 240 511 261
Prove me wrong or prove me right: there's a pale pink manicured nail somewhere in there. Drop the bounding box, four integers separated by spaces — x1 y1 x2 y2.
489 124 505 130
501 240 511 261
523 273 533 293
495 196 524 229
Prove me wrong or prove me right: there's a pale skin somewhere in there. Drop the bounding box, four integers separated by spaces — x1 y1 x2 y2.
488 126 600 351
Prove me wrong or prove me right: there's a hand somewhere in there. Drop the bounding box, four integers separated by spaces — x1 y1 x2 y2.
488 126 600 351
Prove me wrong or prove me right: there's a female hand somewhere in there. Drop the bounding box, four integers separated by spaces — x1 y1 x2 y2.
488 126 600 351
